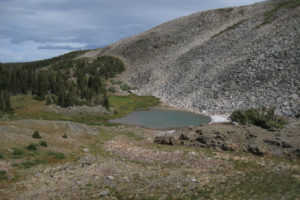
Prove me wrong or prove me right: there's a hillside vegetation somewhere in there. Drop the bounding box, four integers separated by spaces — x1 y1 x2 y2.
2 50 89 70
0 54 125 112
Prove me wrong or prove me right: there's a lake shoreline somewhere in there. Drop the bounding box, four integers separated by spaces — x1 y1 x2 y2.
157 102 230 124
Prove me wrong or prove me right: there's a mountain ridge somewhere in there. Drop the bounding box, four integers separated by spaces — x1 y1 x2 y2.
81 0 300 116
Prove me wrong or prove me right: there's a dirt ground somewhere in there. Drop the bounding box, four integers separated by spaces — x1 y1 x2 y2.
0 119 299 199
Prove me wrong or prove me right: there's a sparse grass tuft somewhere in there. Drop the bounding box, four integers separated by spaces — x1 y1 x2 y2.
88 128 115 158
259 0 300 27
231 159 262 171
11 148 24 159
47 151 66 159
21 159 46 169
123 132 144 141
111 80 123 85
212 19 247 38
12 148 24 155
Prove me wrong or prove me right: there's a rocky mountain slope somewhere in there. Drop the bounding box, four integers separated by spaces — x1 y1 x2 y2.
82 0 300 116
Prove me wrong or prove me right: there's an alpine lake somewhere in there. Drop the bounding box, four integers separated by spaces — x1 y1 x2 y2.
110 108 211 129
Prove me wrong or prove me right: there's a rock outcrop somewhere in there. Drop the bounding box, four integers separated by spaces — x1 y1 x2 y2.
154 120 300 158
82 0 300 116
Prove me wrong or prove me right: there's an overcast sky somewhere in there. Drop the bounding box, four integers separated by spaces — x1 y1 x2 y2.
0 0 264 63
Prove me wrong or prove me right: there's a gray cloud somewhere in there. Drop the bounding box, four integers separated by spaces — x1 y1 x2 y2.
38 45 84 50
0 0 264 62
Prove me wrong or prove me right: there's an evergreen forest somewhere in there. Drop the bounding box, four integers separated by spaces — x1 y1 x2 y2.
0 51 125 112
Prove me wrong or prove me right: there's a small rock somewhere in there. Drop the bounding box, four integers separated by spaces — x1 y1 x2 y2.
165 130 176 134
231 121 239 126
281 141 292 148
264 139 281 147
106 176 114 180
154 136 177 145
100 190 109 197
191 178 198 183
83 148 89 152
195 129 203 135
179 133 189 140
104 180 111 185
221 142 238 151
292 149 300 158
196 136 208 144
247 144 266 156
245 132 257 139
214 134 225 140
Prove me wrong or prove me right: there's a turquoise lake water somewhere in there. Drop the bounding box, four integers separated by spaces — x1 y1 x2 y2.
110 108 211 129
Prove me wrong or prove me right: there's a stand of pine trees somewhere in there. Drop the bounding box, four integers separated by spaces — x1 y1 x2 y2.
0 90 11 112
0 55 125 112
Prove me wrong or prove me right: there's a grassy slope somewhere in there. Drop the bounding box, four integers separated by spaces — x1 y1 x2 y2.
11 94 160 125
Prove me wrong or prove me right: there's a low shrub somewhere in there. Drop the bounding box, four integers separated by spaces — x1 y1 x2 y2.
0 170 8 180
230 106 287 130
26 143 38 151
108 86 116 93
0 170 7 175
62 134 68 138
39 141 48 147
120 84 131 91
32 131 42 139
21 159 46 169
0 154 3 159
